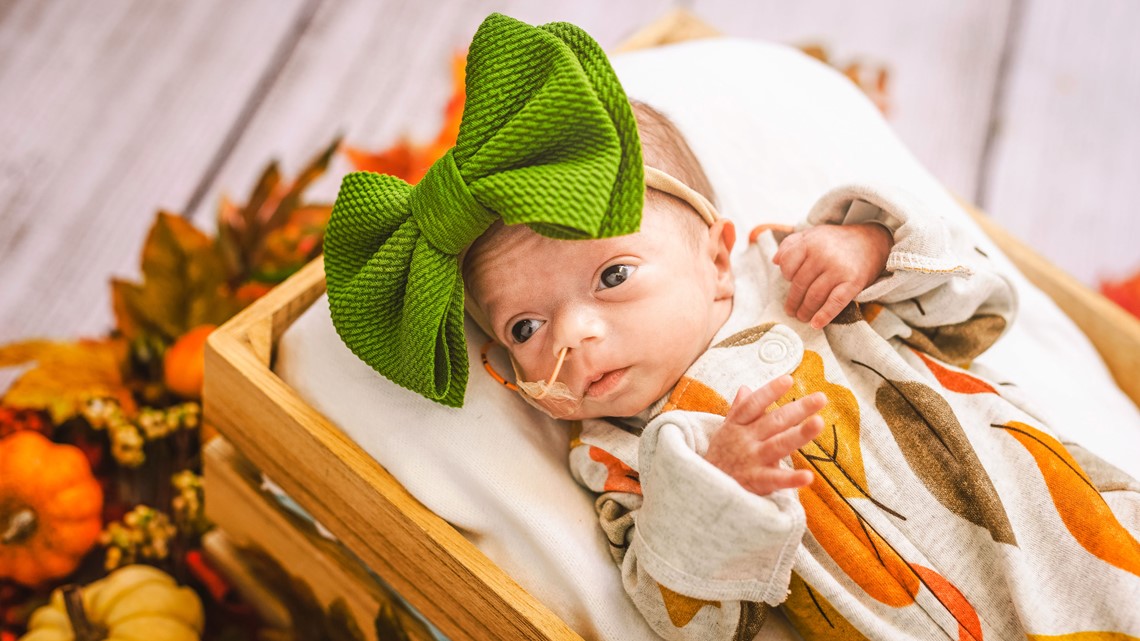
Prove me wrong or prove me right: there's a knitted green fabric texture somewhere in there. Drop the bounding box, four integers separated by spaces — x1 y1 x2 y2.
324 13 643 407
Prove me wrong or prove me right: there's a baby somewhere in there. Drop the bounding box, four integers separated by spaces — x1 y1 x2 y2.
461 102 1140 640
325 13 1140 641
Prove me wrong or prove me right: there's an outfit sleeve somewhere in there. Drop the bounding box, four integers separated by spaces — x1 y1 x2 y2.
569 414 803 640
801 183 1018 363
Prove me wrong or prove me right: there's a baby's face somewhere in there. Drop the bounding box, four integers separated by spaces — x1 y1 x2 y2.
465 201 735 419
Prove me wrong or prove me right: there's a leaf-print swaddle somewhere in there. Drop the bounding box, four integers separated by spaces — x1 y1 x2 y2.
567 184 1140 640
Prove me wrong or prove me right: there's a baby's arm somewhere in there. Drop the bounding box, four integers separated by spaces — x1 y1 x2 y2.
771 222 893 329
571 376 820 640
773 184 1017 360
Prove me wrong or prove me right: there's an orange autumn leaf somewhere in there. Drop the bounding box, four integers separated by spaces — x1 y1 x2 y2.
0 338 135 422
1028 632 1140 640
781 351 868 501
1101 268 1140 319
346 51 466 184
662 376 731 416
909 564 981 641
997 421 1140 578
795 451 921 607
217 138 339 286
587 446 641 495
783 573 871 640
911 349 997 395
657 582 719 628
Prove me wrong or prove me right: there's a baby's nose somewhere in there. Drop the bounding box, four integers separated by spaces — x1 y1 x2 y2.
552 307 605 357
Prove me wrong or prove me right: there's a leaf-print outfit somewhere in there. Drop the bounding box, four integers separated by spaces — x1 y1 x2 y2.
569 184 1140 640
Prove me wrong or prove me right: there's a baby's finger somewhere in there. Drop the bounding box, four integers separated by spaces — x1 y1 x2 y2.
809 281 860 329
757 415 824 465
796 274 841 323
742 467 815 496
729 376 793 426
754 392 827 440
784 261 824 317
774 238 808 283
771 231 801 266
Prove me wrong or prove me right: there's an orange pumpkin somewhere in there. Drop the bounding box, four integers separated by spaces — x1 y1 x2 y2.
163 325 215 400
0 431 103 586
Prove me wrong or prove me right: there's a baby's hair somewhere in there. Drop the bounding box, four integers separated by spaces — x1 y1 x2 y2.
629 99 717 244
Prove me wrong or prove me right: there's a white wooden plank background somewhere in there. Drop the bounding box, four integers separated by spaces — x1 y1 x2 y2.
2 0 1139 349
0 0 313 344
983 0 1140 284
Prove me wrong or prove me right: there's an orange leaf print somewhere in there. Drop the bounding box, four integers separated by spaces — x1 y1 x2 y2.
588 446 641 495
795 455 920 607
997 421 1140 577
657 582 720 628
911 349 996 395
780 351 868 501
783 573 871 640
663 376 731 416
1028 632 1140 640
909 564 981 641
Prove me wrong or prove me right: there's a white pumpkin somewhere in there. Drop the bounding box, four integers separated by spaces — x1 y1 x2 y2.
20 564 204 641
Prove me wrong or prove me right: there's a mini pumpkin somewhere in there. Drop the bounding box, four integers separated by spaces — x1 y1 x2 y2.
163 325 215 400
20 564 204 641
0 431 103 586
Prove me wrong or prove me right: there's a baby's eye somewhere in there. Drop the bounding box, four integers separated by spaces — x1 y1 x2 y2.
510 319 544 343
599 264 636 289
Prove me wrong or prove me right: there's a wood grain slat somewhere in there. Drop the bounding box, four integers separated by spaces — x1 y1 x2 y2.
688 0 1013 204
981 0 1140 285
204 319 583 641
0 0 311 344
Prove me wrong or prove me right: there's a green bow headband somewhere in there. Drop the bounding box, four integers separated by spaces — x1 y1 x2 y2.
324 13 644 407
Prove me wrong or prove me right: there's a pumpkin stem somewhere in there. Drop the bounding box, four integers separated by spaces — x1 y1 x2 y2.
63 585 107 641
1 507 36 544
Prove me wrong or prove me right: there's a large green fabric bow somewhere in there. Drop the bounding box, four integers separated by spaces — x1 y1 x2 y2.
324 13 643 407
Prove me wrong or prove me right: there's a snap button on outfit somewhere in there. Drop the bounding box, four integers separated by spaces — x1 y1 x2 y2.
759 337 790 363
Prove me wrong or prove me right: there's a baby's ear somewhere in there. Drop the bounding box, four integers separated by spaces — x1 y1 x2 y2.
708 219 735 298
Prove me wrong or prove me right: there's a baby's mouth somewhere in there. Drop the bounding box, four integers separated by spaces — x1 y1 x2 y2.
585 367 630 398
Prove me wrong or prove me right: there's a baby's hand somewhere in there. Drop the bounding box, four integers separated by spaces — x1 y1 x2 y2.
772 223 893 329
704 375 824 496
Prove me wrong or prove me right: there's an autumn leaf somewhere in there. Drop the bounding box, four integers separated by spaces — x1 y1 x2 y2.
795 454 921 607
662 376 731 416
587 446 641 495
345 51 466 184
911 348 997 395
783 573 871 640
909 564 981 641
996 420 1140 578
112 212 241 343
0 338 136 423
864 360 1017 546
1101 268 1140 319
900 314 1007 368
781 351 868 503
217 138 340 287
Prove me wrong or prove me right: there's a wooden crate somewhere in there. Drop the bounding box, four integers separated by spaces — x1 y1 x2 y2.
202 10 1140 641
202 437 436 641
